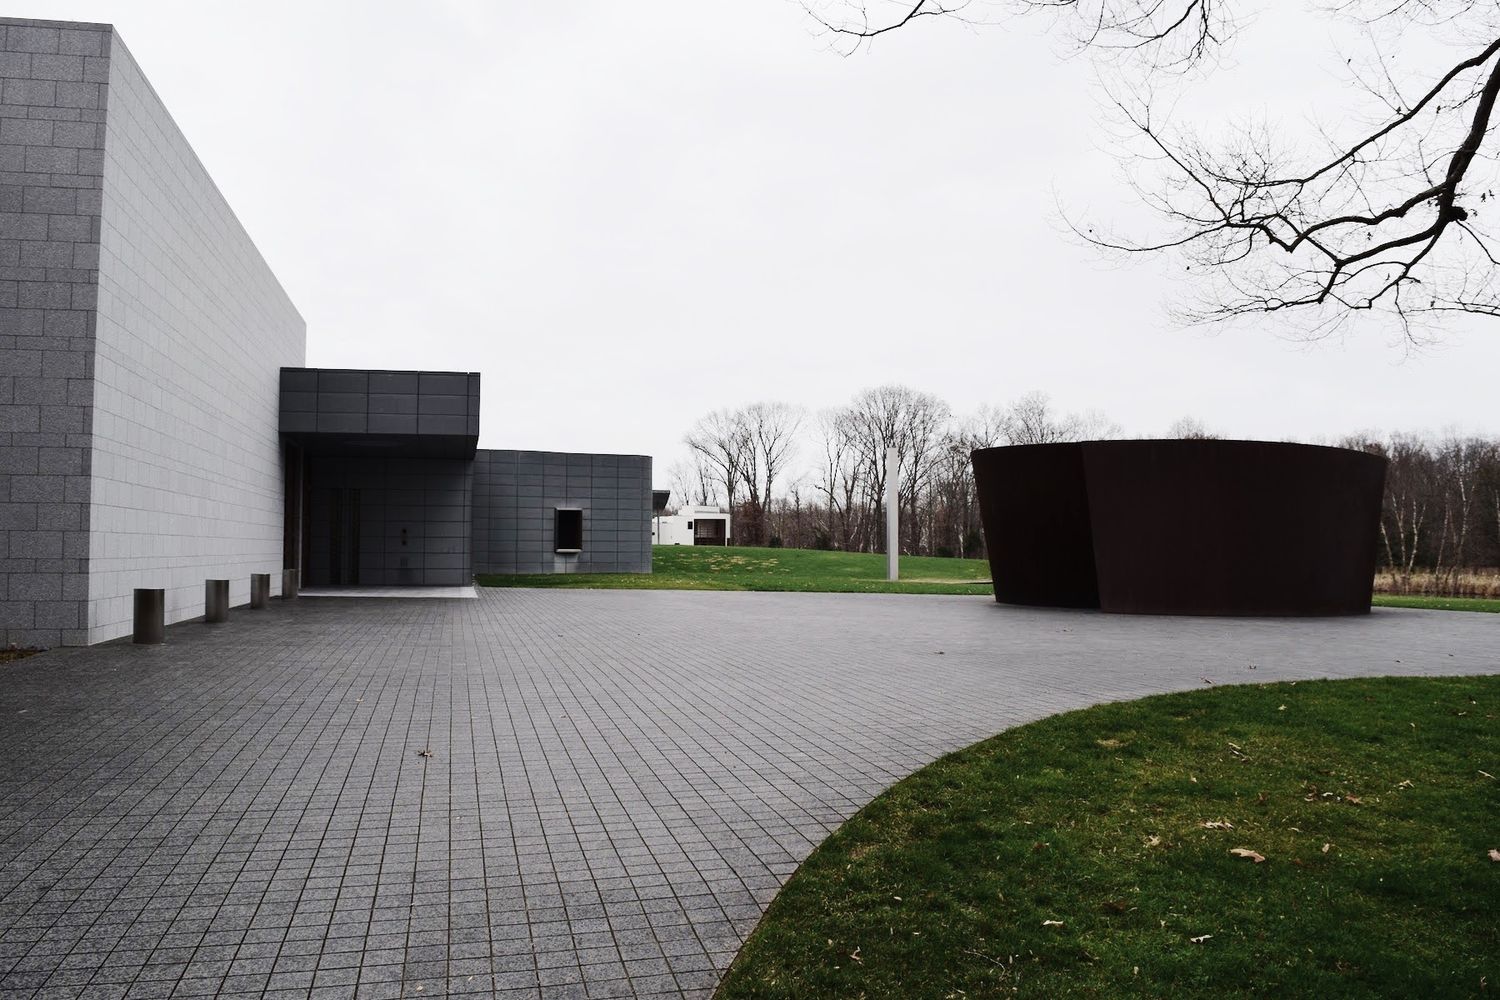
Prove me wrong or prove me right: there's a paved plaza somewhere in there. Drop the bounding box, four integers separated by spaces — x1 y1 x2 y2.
0 590 1495 999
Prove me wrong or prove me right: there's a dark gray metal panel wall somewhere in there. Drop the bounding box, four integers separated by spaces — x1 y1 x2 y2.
473 450 652 574
305 456 473 587
280 368 479 441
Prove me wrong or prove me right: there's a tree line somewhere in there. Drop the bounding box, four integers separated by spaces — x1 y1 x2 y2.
1348 433 1500 595
672 387 1500 594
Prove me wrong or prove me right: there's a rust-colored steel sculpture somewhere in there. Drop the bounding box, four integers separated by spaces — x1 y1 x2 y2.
972 440 1387 616
971 442 1098 609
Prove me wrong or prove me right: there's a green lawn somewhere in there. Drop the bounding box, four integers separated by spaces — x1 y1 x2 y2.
478 546 1500 611
718 676 1500 1000
1374 595 1500 613
477 545 993 596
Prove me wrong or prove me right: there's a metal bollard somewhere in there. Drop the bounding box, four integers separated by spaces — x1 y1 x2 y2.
205 579 229 623
133 588 165 644
281 568 300 600
250 573 270 609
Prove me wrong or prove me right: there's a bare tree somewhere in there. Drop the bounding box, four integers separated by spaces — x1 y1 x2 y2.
667 456 715 509
1433 433 1492 586
1168 416 1218 439
1490 452 1500 570
928 430 984 556
1380 434 1439 587
895 393 951 554
995 391 1121 444
1073 408 1124 441
745 402 805 545
1002 391 1076 445
809 1 1500 339
961 404 1012 450
684 409 752 513
814 408 867 549
835 385 952 552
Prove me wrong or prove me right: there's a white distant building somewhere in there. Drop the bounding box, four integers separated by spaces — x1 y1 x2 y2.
651 506 732 546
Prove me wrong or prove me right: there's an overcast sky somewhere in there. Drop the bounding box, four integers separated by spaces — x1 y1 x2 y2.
30 0 1500 481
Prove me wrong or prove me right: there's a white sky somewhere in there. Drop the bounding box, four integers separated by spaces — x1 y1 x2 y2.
30 0 1500 482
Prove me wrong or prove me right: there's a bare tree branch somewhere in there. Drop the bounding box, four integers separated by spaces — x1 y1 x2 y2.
810 0 1500 338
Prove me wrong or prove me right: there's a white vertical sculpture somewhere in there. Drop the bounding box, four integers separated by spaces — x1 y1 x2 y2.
886 446 900 581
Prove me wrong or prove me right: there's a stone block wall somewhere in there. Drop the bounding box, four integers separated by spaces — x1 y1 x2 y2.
0 18 110 647
83 30 305 642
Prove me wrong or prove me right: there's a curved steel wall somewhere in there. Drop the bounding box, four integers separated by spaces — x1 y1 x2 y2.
972 440 1387 616
971 443 1098 608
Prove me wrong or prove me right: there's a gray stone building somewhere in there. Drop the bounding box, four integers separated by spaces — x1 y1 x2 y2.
1 18 652 647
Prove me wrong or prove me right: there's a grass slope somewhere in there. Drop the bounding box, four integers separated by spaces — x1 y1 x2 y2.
478 545 993 596
481 547 1497 610
718 676 1500 1000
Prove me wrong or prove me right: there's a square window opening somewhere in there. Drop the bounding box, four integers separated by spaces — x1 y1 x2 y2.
555 508 583 553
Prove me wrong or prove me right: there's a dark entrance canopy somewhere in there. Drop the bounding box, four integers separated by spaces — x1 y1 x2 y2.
279 368 481 587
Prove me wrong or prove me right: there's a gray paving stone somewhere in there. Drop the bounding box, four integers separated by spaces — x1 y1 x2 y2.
0 589 1494 998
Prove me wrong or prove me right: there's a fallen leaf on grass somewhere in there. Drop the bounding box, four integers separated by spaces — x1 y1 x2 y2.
1042 919 1065 927
1144 835 1161 848
1322 843 1332 854
1201 820 1235 830
1190 934 1213 944
1230 848 1266 863
1488 849 1500 862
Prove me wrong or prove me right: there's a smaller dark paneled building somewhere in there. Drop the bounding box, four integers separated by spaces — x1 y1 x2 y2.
279 368 651 587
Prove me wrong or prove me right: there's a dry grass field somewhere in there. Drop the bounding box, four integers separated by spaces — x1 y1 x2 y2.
1374 568 1500 599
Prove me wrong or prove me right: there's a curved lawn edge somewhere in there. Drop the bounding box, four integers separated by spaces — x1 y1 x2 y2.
715 675 1500 1000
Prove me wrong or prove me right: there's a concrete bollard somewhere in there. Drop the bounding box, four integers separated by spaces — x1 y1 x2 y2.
205 579 230 623
250 573 270 609
282 568 300 600
133 588 165 644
